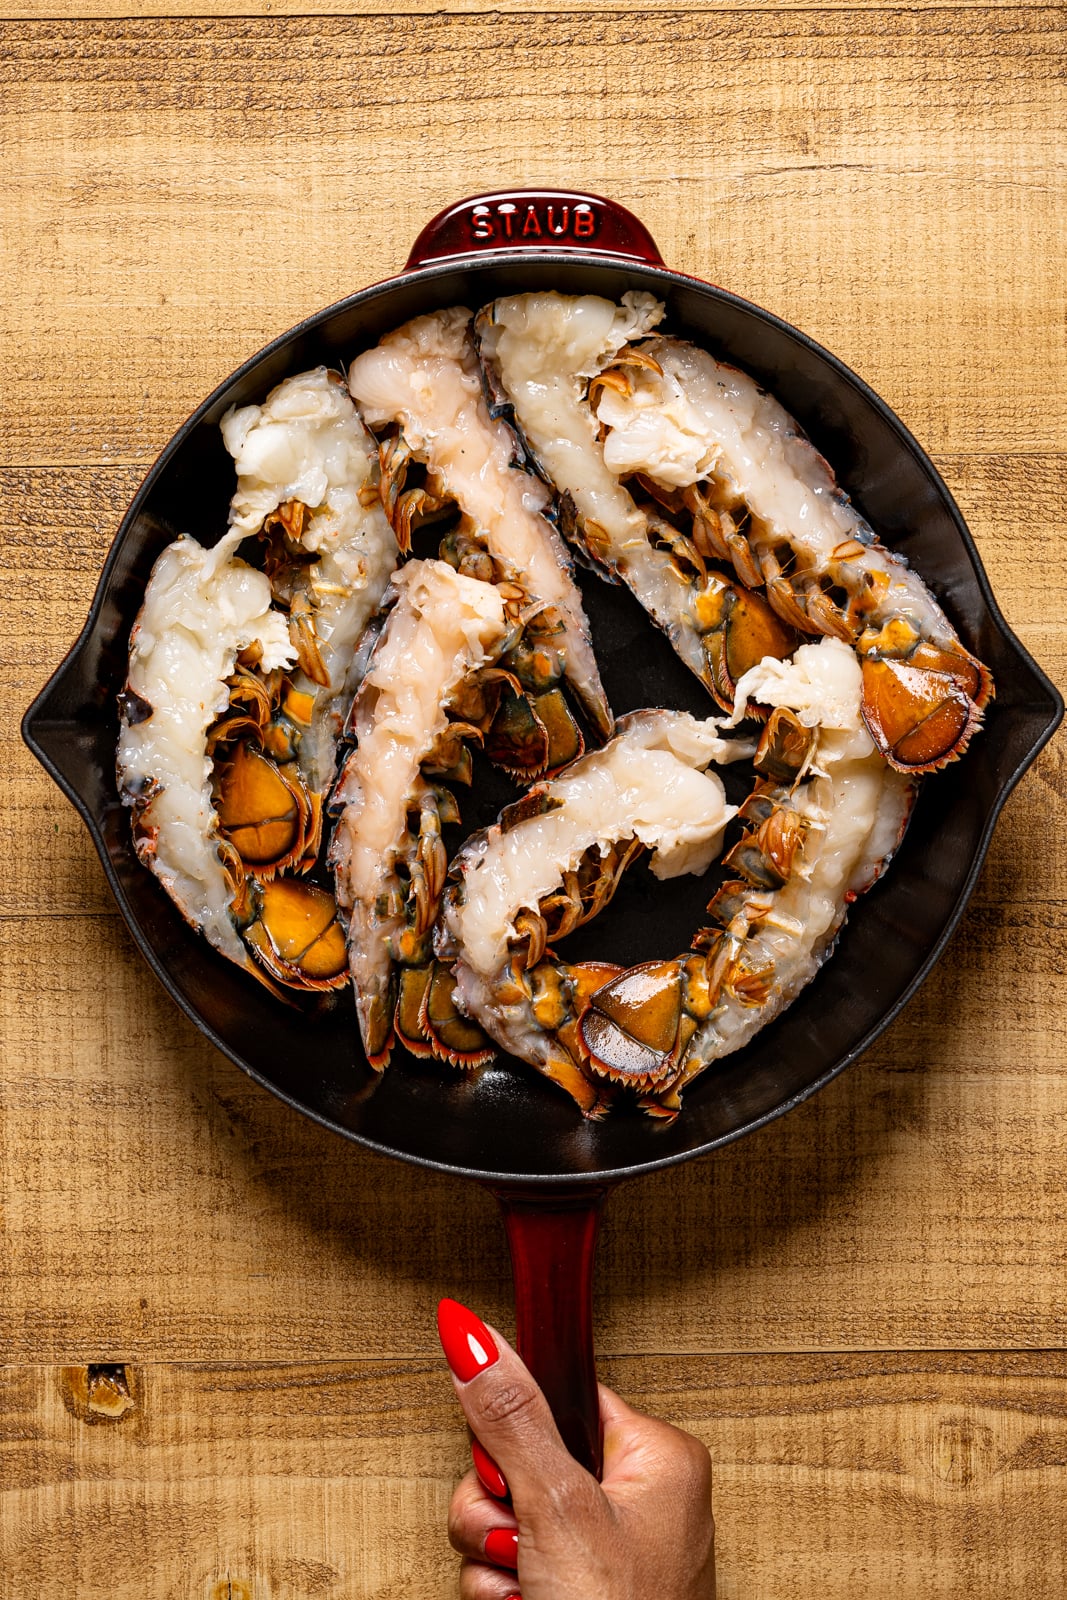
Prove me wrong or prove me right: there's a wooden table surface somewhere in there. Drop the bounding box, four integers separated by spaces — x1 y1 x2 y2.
2 3 1065 1595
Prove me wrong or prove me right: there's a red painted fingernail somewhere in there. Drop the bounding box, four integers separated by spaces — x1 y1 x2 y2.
437 1299 499 1383
484 1528 519 1570
472 1437 509 1499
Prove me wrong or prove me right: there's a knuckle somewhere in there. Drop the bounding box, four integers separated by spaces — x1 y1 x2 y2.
458 1557 489 1600
678 1432 713 1499
446 1483 478 1553
537 1465 604 1531
642 1422 711 1502
477 1375 542 1429
446 1503 467 1553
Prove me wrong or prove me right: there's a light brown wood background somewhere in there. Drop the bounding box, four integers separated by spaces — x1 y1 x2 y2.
2 5 1066 1597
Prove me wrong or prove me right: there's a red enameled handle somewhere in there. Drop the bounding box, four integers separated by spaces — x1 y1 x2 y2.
405 189 666 271
494 1187 608 1479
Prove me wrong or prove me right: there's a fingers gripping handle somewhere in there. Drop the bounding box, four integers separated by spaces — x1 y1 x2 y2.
405 190 666 270
495 1188 607 1478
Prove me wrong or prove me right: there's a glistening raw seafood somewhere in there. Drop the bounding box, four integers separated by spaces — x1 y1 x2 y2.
118 297 993 1119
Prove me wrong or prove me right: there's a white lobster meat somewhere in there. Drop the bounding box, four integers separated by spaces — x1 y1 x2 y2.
222 367 398 789
117 529 297 966
330 558 508 1067
347 308 613 740
438 710 750 1114
595 337 992 771
475 291 797 711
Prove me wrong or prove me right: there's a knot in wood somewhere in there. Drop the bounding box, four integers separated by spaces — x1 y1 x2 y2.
931 1416 996 1487
59 1363 137 1424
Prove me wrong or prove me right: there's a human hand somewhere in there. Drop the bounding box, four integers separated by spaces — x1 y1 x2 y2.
437 1298 716 1599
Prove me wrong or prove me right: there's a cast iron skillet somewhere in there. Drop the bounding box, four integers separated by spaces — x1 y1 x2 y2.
23 190 1063 1475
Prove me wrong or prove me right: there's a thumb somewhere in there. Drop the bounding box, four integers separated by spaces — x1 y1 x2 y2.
436 1298 593 1514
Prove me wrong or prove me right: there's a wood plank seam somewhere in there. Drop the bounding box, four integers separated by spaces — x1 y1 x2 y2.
0 2 1060 13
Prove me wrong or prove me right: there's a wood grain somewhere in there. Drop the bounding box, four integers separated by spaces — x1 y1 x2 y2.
0 0 1050 17
2 13 1065 467
3 1355 1067 1598
3 5 1067 1594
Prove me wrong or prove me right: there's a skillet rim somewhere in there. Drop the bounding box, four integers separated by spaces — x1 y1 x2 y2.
22 251 1065 1189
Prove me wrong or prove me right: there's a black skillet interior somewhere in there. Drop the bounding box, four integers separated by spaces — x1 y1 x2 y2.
23 255 1063 1185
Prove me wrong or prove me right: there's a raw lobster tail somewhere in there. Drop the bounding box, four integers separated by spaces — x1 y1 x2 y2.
221 366 399 792
474 292 802 714
588 331 993 771
578 643 916 1118
117 520 353 996
348 306 613 741
329 559 510 1071
438 710 748 1116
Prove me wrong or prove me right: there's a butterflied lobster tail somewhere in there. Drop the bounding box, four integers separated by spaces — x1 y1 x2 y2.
587 332 993 772
348 305 614 743
474 292 802 716
577 644 917 1120
330 559 510 1072
438 709 751 1116
117 521 355 1000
